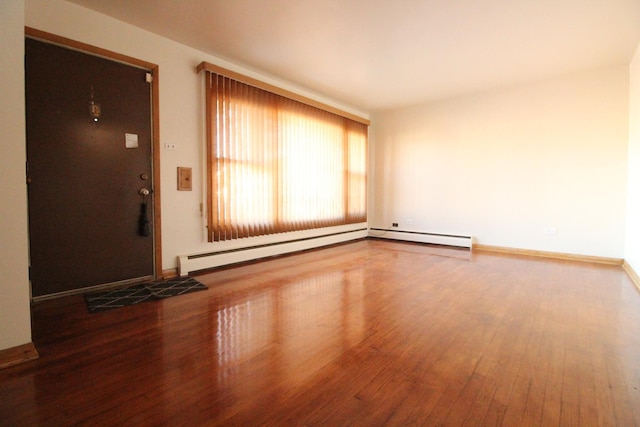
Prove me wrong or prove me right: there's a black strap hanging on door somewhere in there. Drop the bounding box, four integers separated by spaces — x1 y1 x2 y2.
138 189 151 237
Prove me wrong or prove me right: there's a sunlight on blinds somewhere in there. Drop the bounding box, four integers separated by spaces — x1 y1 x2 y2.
206 72 367 242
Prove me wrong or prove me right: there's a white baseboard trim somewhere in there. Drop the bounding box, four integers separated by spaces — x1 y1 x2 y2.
368 228 473 249
179 228 368 276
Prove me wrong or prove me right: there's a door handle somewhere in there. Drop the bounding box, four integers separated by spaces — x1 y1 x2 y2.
139 188 150 196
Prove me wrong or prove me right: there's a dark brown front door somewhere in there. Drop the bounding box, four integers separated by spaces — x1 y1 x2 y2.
26 38 154 298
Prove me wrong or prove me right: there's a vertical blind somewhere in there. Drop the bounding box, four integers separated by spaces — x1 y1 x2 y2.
205 71 368 242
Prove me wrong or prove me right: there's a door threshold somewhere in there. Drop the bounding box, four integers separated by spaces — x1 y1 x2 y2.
31 275 155 302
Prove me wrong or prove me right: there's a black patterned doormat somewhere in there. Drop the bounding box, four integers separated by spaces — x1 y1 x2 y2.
84 277 207 313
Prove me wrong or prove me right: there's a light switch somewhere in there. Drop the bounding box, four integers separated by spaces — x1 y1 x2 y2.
177 167 192 191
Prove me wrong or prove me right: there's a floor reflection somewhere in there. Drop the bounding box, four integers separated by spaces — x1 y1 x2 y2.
211 268 365 390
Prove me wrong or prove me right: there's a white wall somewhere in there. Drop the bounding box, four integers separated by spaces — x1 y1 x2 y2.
0 0 32 351
25 0 368 274
370 67 629 258
625 42 640 270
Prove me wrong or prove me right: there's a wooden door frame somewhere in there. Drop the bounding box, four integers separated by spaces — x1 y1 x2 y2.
25 27 163 282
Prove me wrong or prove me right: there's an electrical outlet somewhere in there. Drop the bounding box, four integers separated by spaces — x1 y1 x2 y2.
164 143 177 150
392 223 399 228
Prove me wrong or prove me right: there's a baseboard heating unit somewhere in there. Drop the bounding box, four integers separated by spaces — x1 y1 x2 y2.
178 228 368 276
368 228 473 249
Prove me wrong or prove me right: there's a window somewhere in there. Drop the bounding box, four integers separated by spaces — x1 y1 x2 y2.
200 63 368 242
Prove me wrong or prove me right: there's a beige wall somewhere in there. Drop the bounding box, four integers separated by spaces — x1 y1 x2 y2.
625 42 640 270
370 67 629 258
0 0 32 351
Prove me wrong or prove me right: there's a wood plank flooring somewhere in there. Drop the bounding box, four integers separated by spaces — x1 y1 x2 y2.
1 239 640 426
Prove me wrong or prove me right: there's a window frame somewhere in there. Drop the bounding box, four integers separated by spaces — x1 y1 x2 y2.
199 62 369 242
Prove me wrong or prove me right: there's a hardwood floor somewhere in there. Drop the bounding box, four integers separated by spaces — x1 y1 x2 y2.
1 239 640 426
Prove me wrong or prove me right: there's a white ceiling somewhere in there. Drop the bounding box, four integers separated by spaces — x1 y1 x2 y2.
67 0 640 112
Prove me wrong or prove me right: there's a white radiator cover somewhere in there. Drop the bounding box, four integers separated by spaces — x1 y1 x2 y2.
368 228 473 249
178 227 471 276
178 228 368 276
